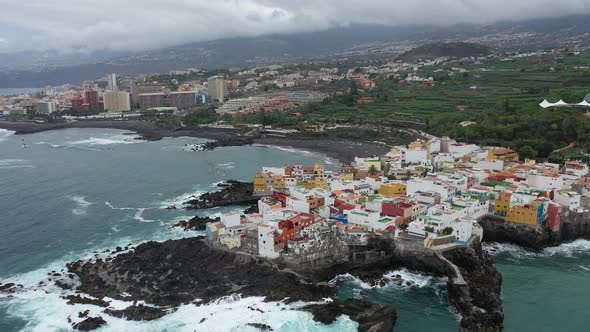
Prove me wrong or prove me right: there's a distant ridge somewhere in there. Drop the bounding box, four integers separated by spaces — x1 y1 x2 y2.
396 42 492 63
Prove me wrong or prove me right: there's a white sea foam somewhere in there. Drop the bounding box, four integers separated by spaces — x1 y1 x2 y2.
217 162 235 169
1 267 356 332
158 189 207 209
0 128 15 141
132 208 156 223
66 133 144 146
0 159 35 169
330 268 446 290
104 202 161 224
70 196 93 216
485 239 590 258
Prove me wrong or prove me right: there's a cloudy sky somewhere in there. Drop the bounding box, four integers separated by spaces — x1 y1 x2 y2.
0 0 589 53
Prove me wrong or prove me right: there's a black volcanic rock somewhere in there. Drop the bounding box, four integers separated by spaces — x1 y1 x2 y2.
173 215 218 231
104 305 170 321
66 237 336 307
72 316 107 331
479 213 590 252
63 295 110 307
444 241 503 332
246 323 273 331
304 298 396 332
184 181 258 210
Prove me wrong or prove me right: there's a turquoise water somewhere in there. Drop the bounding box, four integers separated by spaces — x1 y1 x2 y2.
1 128 587 331
491 242 590 332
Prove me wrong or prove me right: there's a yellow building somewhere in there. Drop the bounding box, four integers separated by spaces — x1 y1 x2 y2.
103 91 131 112
506 204 538 225
314 164 325 179
272 176 286 190
364 160 382 172
379 183 407 197
488 148 519 162
304 179 328 190
253 173 267 192
494 192 512 216
340 173 354 181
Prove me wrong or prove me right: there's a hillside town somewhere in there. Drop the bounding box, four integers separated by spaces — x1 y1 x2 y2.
204 135 589 264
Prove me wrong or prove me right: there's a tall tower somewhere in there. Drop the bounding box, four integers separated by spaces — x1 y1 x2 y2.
207 77 227 102
107 73 118 91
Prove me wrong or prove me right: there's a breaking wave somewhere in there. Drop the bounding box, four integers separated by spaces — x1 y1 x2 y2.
330 268 447 290
0 128 15 141
65 133 145 146
485 239 590 258
0 159 35 169
70 196 93 216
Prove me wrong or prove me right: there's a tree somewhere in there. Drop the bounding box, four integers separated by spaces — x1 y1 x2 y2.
518 145 538 160
441 227 454 236
424 226 435 233
368 165 379 176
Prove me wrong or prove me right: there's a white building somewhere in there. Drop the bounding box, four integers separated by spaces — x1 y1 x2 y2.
345 209 396 231
527 174 564 191
553 190 581 209
107 73 118 91
258 224 280 258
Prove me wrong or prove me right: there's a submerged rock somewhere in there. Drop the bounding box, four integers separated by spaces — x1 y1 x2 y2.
246 323 274 331
104 305 170 321
304 298 396 332
72 316 107 331
63 295 110 307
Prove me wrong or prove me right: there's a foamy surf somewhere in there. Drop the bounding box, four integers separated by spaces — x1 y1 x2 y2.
330 268 446 290
485 239 590 258
105 202 160 223
70 196 93 216
66 133 145 146
0 128 15 141
0 159 35 170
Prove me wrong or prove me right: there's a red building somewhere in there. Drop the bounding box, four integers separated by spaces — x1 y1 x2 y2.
548 203 562 232
277 213 316 247
84 89 99 110
382 201 413 226
70 97 83 109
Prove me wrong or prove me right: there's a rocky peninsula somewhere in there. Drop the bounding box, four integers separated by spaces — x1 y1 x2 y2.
55 234 502 331
179 180 258 210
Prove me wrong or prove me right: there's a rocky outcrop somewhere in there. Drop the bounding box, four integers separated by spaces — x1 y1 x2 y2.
304 298 397 332
173 215 218 231
104 305 171 321
0 282 23 293
66 237 397 330
479 212 590 251
183 181 258 210
444 241 503 332
66 237 336 306
63 295 110 307
479 216 550 251
72 316 107 331
388 240 503 332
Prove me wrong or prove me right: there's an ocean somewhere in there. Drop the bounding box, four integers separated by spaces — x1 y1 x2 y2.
0 128 588 331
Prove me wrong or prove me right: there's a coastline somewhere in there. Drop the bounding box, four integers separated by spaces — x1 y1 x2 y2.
0 120 391 163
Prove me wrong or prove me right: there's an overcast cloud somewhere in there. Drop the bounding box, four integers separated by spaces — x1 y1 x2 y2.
0 0 588 53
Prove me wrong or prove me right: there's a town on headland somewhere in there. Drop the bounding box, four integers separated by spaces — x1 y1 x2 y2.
3 43 590 332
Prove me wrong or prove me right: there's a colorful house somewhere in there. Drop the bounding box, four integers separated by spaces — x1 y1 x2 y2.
506 204 539 225
380 183 407 197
